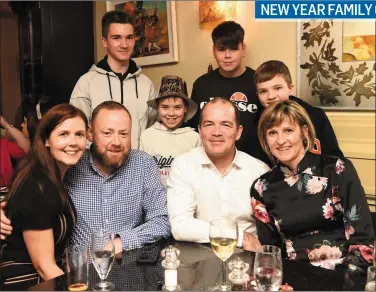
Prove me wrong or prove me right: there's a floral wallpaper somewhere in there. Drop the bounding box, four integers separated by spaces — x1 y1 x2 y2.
298 20 375 110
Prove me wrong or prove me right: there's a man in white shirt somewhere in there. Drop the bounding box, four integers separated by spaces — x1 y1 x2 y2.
167 97 270 248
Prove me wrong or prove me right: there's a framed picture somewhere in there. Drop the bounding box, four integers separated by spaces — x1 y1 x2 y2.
297 20 375 110
106 1 178 66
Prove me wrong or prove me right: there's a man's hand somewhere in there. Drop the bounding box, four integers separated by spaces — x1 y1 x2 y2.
113 237 123 255
1 201 13 240
104 236 123 260
242 232 263 252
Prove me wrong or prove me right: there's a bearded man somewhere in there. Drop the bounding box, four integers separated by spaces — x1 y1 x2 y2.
63 101 171 253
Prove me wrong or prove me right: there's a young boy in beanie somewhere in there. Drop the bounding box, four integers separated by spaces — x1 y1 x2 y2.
140 75 201 186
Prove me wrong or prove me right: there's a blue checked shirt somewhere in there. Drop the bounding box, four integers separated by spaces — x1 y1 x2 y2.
64 149 171 250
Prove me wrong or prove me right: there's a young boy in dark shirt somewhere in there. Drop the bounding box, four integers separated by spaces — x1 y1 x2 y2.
188 21 268 163
254 60 343 158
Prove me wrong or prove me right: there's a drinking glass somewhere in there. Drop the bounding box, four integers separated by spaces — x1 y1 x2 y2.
366 266 376 291
254 245 283 291
91 229 115 291
66 245 88 291
208 218 238 291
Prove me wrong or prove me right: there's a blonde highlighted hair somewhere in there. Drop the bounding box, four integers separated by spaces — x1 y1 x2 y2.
258 100 316 165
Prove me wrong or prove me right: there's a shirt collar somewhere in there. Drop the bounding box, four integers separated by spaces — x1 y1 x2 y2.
198 146 243 169
278 151 316 176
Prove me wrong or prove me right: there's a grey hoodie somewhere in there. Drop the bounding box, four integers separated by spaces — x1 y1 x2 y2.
139 122 201 186
70 57 157 149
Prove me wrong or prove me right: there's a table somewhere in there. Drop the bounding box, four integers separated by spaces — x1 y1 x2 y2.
29 240 366 291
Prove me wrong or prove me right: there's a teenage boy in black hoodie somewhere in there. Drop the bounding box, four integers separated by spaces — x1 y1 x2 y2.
188 21 269 163
254 60 343 158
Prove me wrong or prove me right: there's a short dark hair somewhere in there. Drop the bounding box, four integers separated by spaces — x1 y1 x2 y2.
102 10 134 38
211 21 245 49
254 60 293 87
91 101 131 123
199 97 241 127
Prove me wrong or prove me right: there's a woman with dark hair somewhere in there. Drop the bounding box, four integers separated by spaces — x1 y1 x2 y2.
249 100 374 271
0 104 88 290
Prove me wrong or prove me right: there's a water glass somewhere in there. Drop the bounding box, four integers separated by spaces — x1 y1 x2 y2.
91 229 115 291
366 266 376 291
254 245 283 291
66 245 88 291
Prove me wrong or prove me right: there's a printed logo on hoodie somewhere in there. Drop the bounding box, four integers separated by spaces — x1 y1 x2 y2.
154 155 174 176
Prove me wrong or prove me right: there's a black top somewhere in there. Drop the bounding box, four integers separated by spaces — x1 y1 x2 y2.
250 152 374 271
289 96 344 158
1 169 76 263
188 67 270 163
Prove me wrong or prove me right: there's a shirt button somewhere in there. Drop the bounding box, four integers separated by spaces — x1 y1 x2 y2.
105 219 109 224
104 199 108 203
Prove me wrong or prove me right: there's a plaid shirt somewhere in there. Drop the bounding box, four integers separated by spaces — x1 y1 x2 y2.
64 149 171 250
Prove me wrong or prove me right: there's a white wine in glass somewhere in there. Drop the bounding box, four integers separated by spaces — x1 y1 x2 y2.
91 229 115 291
210 237 237 261
209 218 238 291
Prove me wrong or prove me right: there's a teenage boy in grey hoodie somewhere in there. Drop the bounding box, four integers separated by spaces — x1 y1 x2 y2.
140 76 201 186
70 10 157 149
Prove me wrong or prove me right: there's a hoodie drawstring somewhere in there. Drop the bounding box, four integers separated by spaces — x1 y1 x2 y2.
134 76 139 99
106 72 139 103
106 73 113 100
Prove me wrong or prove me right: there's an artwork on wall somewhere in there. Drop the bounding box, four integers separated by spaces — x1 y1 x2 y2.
298 20 375 110
198 1 237 24
106 1 178 66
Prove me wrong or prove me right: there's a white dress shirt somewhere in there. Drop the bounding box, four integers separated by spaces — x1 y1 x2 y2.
167 146 270 246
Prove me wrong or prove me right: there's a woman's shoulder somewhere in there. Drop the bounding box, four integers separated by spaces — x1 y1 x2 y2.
12 169 60 206
312 153 351 169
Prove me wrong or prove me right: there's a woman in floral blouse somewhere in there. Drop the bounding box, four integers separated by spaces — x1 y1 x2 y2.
250 100 374 271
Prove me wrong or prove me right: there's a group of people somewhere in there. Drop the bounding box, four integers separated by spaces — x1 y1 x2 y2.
0 10 374 291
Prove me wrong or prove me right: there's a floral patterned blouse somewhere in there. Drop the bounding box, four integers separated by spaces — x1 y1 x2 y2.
250 151 375 271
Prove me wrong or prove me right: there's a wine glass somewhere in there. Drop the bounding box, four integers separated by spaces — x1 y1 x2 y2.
90 229 115 291
209 218 238 291
366 266 376 291
254 245 282 291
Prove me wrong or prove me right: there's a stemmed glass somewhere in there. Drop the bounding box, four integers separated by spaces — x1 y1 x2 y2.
254 245 283 291
90 229 115 291
366 266 376 291
209 218 238 291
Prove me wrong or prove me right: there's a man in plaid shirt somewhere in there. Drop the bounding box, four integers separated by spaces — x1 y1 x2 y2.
0 101 171 253
64 101 171 252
